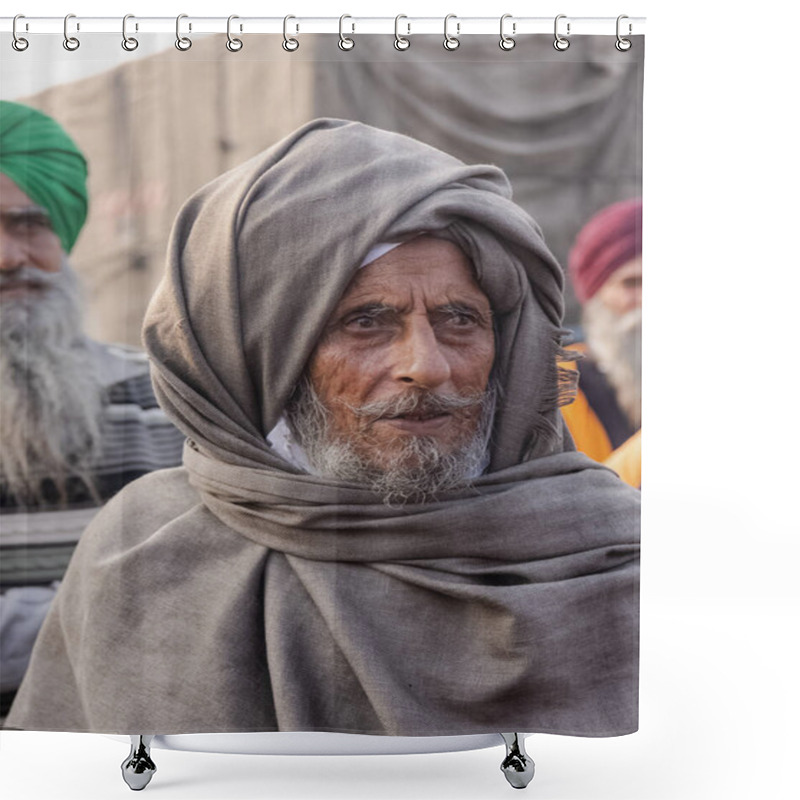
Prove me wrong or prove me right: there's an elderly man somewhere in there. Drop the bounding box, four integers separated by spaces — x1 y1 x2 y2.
562 198 643 488
0 101 185 711
8 120 639 743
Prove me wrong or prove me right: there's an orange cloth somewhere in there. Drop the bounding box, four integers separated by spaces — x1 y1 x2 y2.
560 345 640 487
560 383 614 463
605 430 641 489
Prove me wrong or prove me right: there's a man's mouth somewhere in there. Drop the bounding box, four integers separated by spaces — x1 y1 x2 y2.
390 411 448 422
0 281 46 299
380 411 452 433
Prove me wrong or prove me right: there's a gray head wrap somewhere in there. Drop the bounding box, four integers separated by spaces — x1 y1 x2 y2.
8 120 638 737
144 118 571 473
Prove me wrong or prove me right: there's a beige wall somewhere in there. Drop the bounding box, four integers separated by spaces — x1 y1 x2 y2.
21 34 642 345
23 36 316 345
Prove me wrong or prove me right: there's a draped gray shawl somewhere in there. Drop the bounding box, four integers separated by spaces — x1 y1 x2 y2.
8 119 639 736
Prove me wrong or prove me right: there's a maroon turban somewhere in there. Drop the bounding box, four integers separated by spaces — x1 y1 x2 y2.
568 198 642 303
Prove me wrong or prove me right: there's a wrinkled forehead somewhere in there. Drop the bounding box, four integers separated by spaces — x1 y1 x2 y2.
0 172 40 208
357 235 477 274
335 235 491 310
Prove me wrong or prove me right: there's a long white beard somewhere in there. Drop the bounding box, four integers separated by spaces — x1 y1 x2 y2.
582 298 642 430
286 378 496 506
0 261 104 506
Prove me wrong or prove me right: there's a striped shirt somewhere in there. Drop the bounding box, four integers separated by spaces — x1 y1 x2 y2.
0 340 185 694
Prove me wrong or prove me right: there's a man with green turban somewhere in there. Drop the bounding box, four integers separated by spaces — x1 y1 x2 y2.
0 100 88 254
0 101 185 715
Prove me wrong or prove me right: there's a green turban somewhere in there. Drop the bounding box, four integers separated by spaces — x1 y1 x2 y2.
0 101 88 253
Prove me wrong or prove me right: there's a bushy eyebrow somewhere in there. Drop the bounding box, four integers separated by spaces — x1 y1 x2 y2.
337 300 492 325
0 206 52 225
434 302 493 322
341 302 394 318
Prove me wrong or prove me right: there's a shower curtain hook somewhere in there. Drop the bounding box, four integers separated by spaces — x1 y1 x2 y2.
226 15 243 51
175 14 192 51
63 14 80 51
443 14 460 51
554 14 570 51
282 15 299 51
12 14 29 51
615 14 632 51
394 14 410 51
121 14 139 51
499 14 515 51
338 14 355 51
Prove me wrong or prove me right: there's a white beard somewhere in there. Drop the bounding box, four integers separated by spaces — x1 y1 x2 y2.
286 378 496 506
0 260 104 506
582 298 642 430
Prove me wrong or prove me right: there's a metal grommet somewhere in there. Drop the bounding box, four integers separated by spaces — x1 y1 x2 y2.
226 15 243 51
554 14 570 51
394 14 410 51
63 14 80 51
615 14 632 51
499 14 515 51
122 14 139 51
443 14 460 51
338 14 355 51
12 14 29 51
282 15 299 52
175 13 192 51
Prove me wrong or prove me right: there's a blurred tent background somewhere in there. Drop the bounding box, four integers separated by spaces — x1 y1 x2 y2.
3 32 642 345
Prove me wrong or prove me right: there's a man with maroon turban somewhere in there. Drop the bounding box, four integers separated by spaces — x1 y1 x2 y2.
561 198 642 488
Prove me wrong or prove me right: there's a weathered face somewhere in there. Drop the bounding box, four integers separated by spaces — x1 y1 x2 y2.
0 173 64 303
307 236 496 472
595 255 642 317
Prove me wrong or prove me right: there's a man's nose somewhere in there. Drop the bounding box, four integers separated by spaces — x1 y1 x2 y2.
626 286 642 313
0 231 28 272
392 317 452 388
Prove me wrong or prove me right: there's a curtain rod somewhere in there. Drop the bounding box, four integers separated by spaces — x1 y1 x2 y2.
1 16 646 37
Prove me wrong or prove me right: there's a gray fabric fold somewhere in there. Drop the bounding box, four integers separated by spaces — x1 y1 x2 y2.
8 119 639 736
145 118 568 472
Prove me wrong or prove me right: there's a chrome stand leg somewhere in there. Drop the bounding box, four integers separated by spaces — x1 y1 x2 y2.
121 735 156 791
500 733 535 789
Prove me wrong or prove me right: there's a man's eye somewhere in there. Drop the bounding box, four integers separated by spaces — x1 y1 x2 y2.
344 313 384 330
7 215 52 233
440 310 479 328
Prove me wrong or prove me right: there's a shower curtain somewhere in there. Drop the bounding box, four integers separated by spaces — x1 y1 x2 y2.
0 23 642 740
